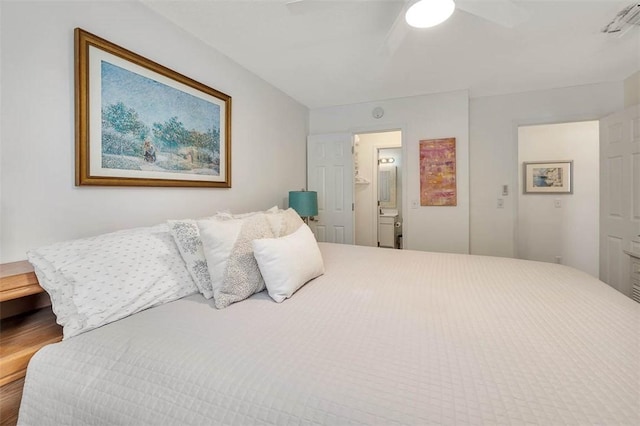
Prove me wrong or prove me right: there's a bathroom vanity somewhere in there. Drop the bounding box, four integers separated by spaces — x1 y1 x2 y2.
379 212 399 248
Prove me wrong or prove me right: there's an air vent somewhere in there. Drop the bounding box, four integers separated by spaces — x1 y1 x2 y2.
602 3 640 34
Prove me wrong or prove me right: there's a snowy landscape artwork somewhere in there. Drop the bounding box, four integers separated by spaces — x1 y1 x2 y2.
75 28 231 187
101 61 220 176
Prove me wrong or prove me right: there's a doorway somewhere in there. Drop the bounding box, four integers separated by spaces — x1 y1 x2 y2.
354 130 402 248
517 121 599 277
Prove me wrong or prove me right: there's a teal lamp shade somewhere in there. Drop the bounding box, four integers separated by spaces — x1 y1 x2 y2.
288 191 318 218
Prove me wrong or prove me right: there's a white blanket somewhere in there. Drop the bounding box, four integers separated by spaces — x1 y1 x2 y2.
19 244 640 425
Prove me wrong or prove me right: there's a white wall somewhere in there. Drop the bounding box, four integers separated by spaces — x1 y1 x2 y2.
470 83 623 258
0 1 308 262
624 70 640 107
310 90 469 254
354 131 401 247
517 121 599 278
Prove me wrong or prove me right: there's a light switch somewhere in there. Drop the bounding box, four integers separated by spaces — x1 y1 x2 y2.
497 198 504 209
411 200 419 209
502 185 508 196
554 199 561 208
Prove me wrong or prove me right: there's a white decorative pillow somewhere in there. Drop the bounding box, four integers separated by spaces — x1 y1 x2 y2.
168 219 214 299
252 224 325 303
266 207 304 237
28 224 198 339
198 214 274 309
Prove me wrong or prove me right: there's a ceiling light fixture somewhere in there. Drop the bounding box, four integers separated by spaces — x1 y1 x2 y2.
405 0 456 29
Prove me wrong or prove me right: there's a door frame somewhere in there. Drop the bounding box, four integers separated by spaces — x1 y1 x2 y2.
515 120 600 277
351 124 408 247
511 114 604 260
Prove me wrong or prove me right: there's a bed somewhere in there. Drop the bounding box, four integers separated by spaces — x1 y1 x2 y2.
18 240 640 425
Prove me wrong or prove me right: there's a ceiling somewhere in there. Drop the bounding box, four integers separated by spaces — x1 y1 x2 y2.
143 0 640 109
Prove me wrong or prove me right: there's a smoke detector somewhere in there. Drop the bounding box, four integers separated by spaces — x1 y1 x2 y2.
602 3 640 34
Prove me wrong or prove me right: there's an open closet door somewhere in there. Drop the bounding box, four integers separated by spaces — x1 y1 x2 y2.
307 133 354 244
599 104 640 297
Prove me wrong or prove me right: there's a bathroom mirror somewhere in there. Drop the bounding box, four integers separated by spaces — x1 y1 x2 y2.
379 165 397 208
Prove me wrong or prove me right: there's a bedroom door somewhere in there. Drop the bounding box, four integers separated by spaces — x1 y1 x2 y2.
307 133 354 244
599 104 640 297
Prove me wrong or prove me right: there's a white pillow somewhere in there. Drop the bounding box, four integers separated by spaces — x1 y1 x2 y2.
198 213 274 309
252 224 324 303
168 219 214 299
28 224 198 339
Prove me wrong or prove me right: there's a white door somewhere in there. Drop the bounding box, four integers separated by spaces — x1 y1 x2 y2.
307 133 354 244
599 104 640 297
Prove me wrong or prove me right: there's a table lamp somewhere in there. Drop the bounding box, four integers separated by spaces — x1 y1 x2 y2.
288 190 318 224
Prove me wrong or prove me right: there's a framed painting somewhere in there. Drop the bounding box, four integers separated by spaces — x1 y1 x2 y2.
75 28 231 187
419 138 457 206
523 161 573 194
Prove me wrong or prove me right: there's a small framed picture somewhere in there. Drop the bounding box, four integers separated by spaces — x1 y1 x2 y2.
523 161 573 194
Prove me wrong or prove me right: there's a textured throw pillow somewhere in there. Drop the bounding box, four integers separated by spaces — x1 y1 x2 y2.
167 207 280 299
216 205 280 221
266 207 304 237
281 207 305 236
28 224 198 339
252 224 325 303
198 214 274 309
168 219 214 299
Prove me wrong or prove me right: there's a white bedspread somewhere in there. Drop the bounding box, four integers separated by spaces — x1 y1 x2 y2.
19 244 640 425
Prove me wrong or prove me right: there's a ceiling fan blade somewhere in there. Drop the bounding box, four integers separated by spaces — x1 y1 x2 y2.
285 0 336 15
457 0 528 28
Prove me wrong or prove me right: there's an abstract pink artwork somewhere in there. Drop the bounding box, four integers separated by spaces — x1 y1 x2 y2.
419 138 457 206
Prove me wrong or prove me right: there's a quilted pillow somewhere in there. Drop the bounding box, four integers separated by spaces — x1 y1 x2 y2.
168 219 214 299
28 224 198 339
253 224 325 303
198 214 274 309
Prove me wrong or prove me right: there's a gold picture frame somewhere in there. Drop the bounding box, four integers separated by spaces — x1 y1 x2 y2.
75 28 231 187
